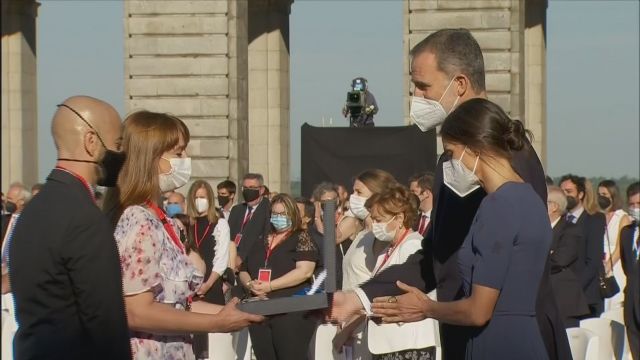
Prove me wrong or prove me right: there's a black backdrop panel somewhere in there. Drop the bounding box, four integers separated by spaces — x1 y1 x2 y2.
301 123 437 198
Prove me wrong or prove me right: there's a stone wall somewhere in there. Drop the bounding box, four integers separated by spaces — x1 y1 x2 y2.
124 0 247 192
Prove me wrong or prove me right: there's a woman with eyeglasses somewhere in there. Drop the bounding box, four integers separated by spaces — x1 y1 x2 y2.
237 193 319 360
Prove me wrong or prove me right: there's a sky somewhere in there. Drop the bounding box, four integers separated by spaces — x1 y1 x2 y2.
35 0 639 183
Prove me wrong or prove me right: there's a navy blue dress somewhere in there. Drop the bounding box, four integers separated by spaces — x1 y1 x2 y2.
458 182 551 359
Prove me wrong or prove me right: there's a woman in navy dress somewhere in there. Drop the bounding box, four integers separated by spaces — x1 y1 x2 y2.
405 98 550 359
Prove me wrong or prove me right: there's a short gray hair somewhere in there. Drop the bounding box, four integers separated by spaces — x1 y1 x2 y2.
243 173 264 186
547 186 567 213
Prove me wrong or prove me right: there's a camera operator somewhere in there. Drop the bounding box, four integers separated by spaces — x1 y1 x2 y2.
342 77 378 127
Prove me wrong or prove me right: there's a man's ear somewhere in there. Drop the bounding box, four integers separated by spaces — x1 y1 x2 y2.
83 130 100 159
455 74 471 97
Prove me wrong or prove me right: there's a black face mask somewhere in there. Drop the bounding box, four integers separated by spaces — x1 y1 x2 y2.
566 196 578 211
97 150 126 187
5 201 17 214
597 195 612 210
242 188 260 203
218 195 231 208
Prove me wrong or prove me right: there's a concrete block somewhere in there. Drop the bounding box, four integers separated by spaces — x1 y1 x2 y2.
487 93 511 113
485 72 511 92
126 56 228 76
127 35 228 56
435 0 511 9
409 10 511 31
128 77 229 96
409 30 511 50
127 1 228 15
127 16 227 35
483 52 511 71
192 158 230 178
181 117 230 137
409 0 437 10
128 98 229 117
187 138 229 157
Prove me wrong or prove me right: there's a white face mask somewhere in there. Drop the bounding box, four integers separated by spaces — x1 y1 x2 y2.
372 216 397 242
159 157 191 192
195 198 209 214
443 147 481 198
629 207 640 223
410 78 460 132
349 194 370 220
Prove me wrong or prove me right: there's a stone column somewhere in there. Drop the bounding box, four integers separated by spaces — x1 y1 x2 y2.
247 0 291 194
124 0 241 191
1 0 39 190
404 0 546 161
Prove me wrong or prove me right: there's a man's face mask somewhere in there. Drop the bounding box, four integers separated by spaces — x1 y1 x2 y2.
56 104 125 187
410 77 460 132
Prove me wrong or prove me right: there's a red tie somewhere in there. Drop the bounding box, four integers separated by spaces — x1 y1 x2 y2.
241 206 254 231
418 214 429 235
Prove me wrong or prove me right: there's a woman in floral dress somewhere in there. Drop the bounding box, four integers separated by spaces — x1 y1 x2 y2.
109 111 263 359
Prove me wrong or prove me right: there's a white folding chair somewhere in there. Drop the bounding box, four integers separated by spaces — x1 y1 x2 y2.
601 308 631 360
567 327 599 360
580 317 626 360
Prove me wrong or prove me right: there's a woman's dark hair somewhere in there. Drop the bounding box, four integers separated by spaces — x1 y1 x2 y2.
440 98 532 159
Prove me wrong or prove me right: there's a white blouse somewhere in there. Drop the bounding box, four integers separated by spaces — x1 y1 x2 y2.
211 218 230 276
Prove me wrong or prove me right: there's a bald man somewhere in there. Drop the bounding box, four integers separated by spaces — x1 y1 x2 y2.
8 96 131 359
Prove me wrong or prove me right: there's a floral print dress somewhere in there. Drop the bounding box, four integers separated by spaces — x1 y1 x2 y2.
115 205 204 360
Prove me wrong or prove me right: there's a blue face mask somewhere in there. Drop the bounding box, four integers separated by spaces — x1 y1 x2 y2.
270 214 292 231
165 203 183 217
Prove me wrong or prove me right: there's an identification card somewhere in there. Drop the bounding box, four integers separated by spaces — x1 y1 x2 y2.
234 234 242 246
258 268 272 282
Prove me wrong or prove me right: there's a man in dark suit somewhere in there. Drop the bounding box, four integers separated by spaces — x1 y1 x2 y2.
560 174 606 318
331 29 571 360
8 96 131 359
409 172 434 237
547 186 590 328
228 173 272 270
620 182 639 359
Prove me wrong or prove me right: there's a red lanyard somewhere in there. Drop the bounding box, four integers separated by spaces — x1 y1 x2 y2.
145 200 185 254
373 228 411 276
264 231 290 267
55 166 96 204
194 221 212 248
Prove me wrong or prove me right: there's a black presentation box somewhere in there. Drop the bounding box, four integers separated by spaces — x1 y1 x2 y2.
237 201 337 316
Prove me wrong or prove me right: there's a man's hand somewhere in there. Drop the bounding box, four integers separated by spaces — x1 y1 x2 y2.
211 298 264 332
371 281 430 324
329 291 364 323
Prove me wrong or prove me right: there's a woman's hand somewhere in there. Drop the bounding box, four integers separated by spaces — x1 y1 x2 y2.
371 281 430 324
210 298 264 332
249 280 270 297
196 281 213 297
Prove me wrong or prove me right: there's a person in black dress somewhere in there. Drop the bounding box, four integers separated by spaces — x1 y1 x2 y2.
372 99 550 359
238 193 319 360
186 180 231 359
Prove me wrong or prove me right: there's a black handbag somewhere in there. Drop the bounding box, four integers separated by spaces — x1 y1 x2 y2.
599 223 620 299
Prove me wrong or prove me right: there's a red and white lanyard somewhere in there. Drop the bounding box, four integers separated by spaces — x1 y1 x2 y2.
194 221 212 248
145 200 185 254
372 228 411 276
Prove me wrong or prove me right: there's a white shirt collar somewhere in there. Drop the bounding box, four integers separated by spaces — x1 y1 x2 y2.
570 205 585 220
551 216 561 229
421 210 431 218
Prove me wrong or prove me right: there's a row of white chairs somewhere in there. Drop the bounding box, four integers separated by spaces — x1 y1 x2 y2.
566 307 631 360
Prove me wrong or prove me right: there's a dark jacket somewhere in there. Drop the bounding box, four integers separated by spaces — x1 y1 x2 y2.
8 169 131 360
228 197 272 260
574 210 606 305
620 223 640 329
360 142 572 360
549 217 590 318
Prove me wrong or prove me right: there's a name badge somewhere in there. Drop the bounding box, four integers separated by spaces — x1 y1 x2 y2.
258 268 272 283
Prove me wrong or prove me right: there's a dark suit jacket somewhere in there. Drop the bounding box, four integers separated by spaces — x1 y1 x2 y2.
360 142 572 360
1 213 11 245
620 223 640 329
228 197 272 260
8 169 131 360
574 210 606 305
549 217 590 318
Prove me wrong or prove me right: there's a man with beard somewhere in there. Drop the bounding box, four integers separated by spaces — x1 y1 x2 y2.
8 96 131 359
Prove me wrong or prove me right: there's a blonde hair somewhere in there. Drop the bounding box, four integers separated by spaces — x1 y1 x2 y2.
583 179 599 215
105 111 190 222
271 193 303 233
186 180 219 224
